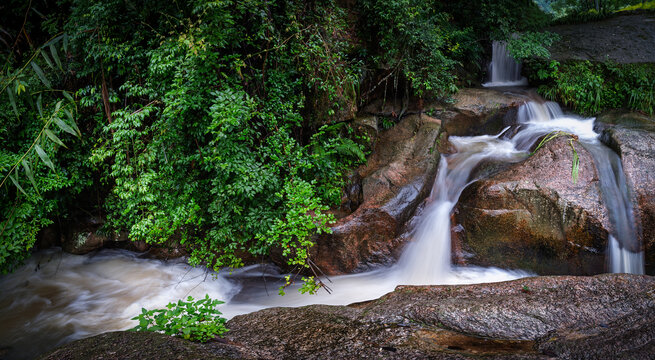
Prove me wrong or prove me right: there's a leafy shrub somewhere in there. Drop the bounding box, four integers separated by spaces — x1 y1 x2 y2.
0 0 561 279
131 295 228 342
0 33 87 273
617 0 655 11
507 31 560 60
358 0 471 97
526 59 655 115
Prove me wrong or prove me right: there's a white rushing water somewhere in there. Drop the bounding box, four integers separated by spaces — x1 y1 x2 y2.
0 99 645 359
0 250 240 360
483 40 528 87
514 101 644 275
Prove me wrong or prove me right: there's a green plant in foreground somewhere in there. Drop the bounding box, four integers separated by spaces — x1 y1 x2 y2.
131 295 228 342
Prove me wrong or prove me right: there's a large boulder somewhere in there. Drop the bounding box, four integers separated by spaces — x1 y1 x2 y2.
39 274 655 360
453 136 610 274
311 88 526 275
312 114 442 274
599 111 655 272
428 88 525 137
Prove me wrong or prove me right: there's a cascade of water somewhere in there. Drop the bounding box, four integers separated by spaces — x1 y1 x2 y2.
0 98 646 359
397 134 527 284
513 101 644 274
585 144 644 274
482 41 528 87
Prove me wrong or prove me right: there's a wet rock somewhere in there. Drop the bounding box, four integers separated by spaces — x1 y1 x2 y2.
40 274 655 360
311 89 526 275
596 110 655 132
454 136 609 275
428 88 524 137
62 217 110 255
36 224 61 250
312 114 441 274
352 115 379 154
38 330 261 360
536 300 655 360
600 113 655 272
363 274 654 341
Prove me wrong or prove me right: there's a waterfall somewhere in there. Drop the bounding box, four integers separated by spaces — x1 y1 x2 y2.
483 41 528 87
586 145 644 274
514 101 644 274
397 133 527 284
0 99 646 359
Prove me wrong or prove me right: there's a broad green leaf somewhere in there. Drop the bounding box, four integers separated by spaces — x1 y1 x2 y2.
37 94 43 117
63 109 81 137
54 117 77 137
9 173 27 196
62 90 74 104
6 87 18 117
43 34 63 48
40 50 55 71
21 159 39 194
31 62 51 88
34 144 55 171
16 81 26 95
45 129 67 148
62 34 68 53
49 44 63 71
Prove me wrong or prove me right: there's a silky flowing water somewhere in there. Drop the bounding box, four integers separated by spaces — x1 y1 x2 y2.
482 41 528 87
0 97 645 359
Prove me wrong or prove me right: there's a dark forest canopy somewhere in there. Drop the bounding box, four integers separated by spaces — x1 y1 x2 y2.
0 0 651 279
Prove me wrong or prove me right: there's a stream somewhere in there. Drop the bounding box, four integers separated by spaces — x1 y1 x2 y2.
0 43 645 360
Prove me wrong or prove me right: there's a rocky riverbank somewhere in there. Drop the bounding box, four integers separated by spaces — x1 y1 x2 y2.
39 274 655 360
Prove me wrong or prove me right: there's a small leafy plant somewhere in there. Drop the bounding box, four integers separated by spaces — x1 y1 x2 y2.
530 131 580 184
131 295 228 342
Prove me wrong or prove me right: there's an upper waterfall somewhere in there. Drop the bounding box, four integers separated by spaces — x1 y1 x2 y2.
483 41 528 87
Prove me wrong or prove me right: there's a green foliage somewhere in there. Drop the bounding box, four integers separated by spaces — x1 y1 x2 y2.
71 0 368 275
507 31 560 60
0 0 575 281
617 0 655 11
526 59 655 115
358 0 473 96
0 32 86 273
476 0 552 39
547 0 651 23
131 295 228 342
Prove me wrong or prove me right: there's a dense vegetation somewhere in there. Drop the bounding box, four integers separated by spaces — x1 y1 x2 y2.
526 60 655 115
1 0 652 281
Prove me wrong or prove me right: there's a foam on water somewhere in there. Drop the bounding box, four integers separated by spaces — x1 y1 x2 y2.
0 250 239 360
0 99 645 359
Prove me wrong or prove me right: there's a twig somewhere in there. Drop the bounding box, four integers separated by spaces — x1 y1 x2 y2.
10 0 34 51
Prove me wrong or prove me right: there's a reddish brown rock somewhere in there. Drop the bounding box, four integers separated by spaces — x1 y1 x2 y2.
312 89 527 275
40 274 655 360
312 114 442 274
428 88 524 137
454 136 609 274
